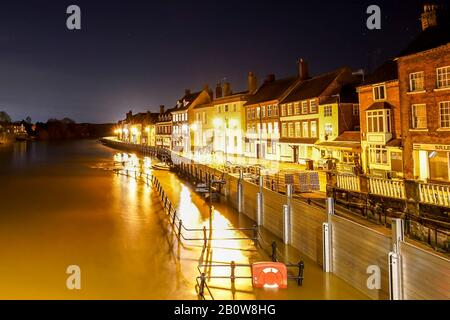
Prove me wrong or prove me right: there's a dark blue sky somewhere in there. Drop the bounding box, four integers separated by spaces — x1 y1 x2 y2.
0 0 432 123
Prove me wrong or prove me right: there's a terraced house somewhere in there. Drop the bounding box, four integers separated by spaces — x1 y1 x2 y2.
155 105 173 149
244 72 298 161
171 88 212 154
118 110 159 146
278 64 360 170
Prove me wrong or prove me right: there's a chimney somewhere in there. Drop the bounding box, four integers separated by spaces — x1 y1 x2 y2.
185 89 191 96
264 74 275 84
126 110 132 121
298 58 309 80
247 72 258 93
159 105 165 114
223 82 232 96
215 82 222 99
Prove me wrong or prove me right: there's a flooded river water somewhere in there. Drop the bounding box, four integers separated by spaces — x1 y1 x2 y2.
0 140 367 299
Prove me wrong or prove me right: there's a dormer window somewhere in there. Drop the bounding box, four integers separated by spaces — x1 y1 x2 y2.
373 85 386 101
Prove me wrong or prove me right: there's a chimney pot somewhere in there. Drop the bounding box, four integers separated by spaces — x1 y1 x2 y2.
248 72 258 93
265 74 275 83
159 105 165 114
185 89 191 96
298 58 309 80
223 82 232 96
215 82 222 99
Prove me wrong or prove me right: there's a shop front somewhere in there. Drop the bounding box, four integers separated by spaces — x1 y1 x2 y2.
414 144 450 183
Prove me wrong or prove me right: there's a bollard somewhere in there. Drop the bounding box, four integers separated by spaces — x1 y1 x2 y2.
230 261 236 284
326 197 334 216
237 181 243 213
297 261 305 286
252 224 258 246
286 183 293 199
256 192 263 226
282 204 291 245
271 241 277 262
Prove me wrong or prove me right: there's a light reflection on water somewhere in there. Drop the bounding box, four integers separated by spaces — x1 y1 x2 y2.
0 140 368 300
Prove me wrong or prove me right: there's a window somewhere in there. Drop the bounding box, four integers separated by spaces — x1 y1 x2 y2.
411 104 427 129
273 106 278 116
267 105 272 117
302 122 309 138
288 123 294 137
261 106 266 118
294 103 301 115
369 145 388 165
353 104 359 116
251 108 256 119
310 121 317 138
295 122 301 137
367 110 391 133
409 72 424 92
373 85 386 100
256 107 261 118
287 104 293 116
309 100 317 113
267 140 272 154
233 104 237 112
437 66 450 89
440 101 450 128
273 122 279 134
282 123 287 137
281 105 286 117
225 105 229 112
325 123 333 137
302 101 308 114
324 105 332 117
261 123 267 133
268 123 272 134
342 152 355 164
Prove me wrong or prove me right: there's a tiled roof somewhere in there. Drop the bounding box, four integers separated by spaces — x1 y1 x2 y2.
334 131 361 142
386 138 402 148
244 77 297 106
172 91 202 112
281 68 347 104
399 23 450 57
363 60 398 85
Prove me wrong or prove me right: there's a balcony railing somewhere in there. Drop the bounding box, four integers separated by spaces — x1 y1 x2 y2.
336 174 360 192
419 183 450 207
368 177 405 199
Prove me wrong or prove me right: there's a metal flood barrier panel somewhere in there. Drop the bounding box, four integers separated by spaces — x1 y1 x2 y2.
330 215 391 300
227 174 239 210
400 241 450 300
242 180 259 221
261 187 285 238
291 200 327 266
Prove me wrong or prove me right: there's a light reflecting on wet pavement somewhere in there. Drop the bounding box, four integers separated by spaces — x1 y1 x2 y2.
0 140 367 299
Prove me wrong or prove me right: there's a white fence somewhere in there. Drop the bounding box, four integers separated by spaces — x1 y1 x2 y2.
419 183 450 207
336 174 360 192
368 177 405 199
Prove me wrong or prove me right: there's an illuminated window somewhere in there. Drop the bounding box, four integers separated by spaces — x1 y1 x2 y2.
268 122 272 134
294 103 301 115
409 72 424 92
353 104 359 116
440 101 450 128
288 123 294 137
324 105 332 117
369 145 388 165
302 122 309 137
310 121 317 138
261 106 266 118
325 123 333 137
267 105 272 117
302 101 308 114
411 104 427 129
367 110 391 133
281 105 286 117
295 122 301 137
437 66 450 89
281 123 287 137
309 100 317 113
373 85 386 100
287 104 293 116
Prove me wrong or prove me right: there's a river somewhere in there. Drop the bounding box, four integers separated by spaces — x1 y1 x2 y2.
0 140 367 299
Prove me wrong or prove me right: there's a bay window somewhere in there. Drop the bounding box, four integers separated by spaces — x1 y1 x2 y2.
366 109 391 133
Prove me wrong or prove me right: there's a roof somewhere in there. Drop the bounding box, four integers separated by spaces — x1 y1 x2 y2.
315 131 361 151
281 69 346 104
334 131 361 142
386 138 402 148
399 22 450 57
279 137 318 145
244 77 297 106
193 102 213 110
363 60 398 85
171 91 202 112
366 101 393 111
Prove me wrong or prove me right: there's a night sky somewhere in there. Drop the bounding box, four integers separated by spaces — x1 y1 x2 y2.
0 0 433 123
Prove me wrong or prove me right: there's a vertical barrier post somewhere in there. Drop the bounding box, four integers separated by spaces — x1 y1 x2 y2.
238 170 243 213
389 218 404 300
323 197 334 273
230 261 236 284
282 204 291 245
256 192 263 226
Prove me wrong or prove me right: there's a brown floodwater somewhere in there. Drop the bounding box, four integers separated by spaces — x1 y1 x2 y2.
0 140 367 299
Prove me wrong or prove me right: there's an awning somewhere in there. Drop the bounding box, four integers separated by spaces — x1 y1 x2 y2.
315 141 361 152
